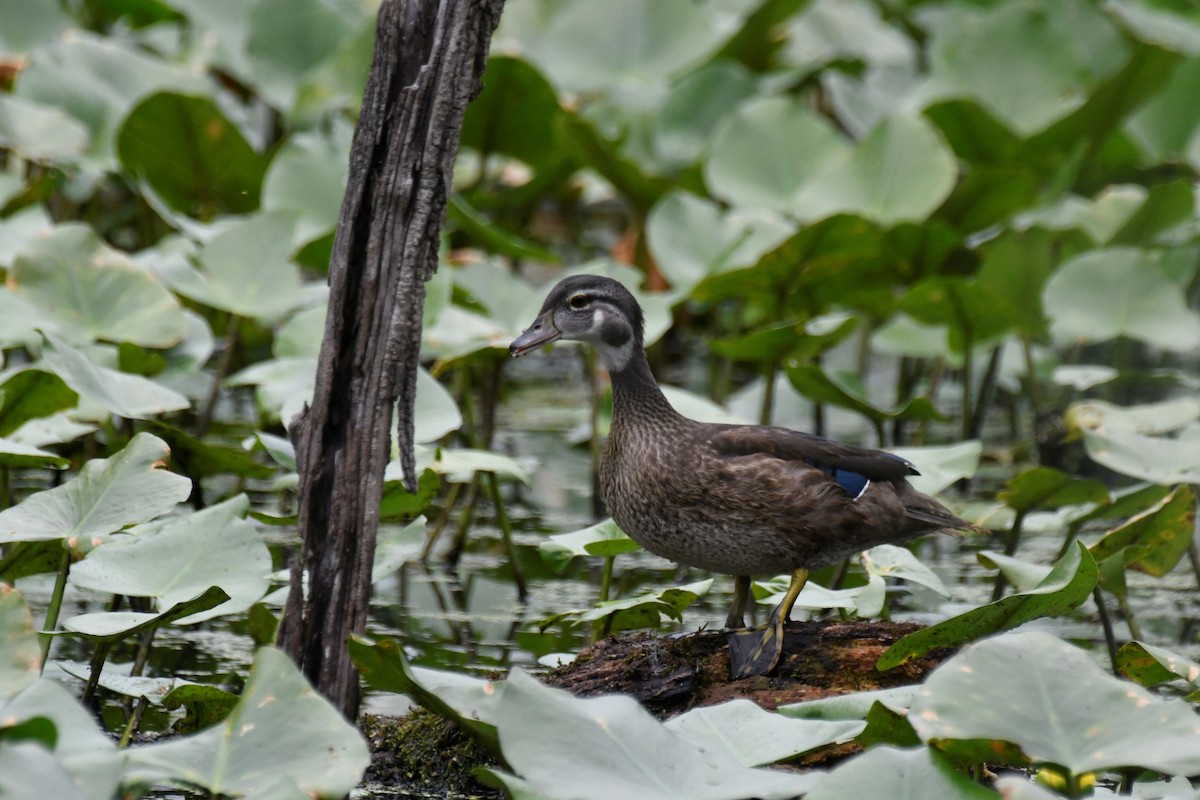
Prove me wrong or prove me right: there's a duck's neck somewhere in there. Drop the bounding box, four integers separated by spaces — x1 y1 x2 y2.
601 343 683 423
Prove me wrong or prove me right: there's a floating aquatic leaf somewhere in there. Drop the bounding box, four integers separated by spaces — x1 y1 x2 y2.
664 698 863 767
39 334 190 420
545 580 713 632
977 551 1051 594
998 466 1109 513
1116 641 1200 689
0 742 90 800
125 647 369 798
1089 485 1195 579
493 669 820 800
349 636 500 753
862 544 950 598
61 586 229 641
0 588 39 697
117 91 267 215
540 519 640 572
780 686 919 721
878 542 1097 670
0 679 122 800
69 496 270 623
910 631 1200 776
889 441 982 497
11 224 185 348
0 432 191 545
805 745 997 800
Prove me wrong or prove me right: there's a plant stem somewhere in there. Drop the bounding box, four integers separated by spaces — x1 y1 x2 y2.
1117 594 1143 641
38 545 71 673
759 361 777 426
1093 587 1119 674
593 555 616 643
445 477 479 568
119 698 150 748
0 466 9 510
81 641 113 707
483 470 527 603
195 314 240 439
990 510 1026 602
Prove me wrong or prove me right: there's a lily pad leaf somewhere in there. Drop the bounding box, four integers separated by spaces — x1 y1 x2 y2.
780 685 919 721
1089 485 1195 578
11 224 185 348
977 551 1051 594
0 437 70 469
1043 248 1200 352
349 636 500 754
910 630 1200 776
786 365 944 426
117 91 267 216
58 661 194 706
546 579 712 632
0 678 122 800
0 587 40 697
125 647 369 798
158 211 317 322
0 742 89 800
878 542 1097 670
146 423 274 480
805 745 998 800
61 586 229 642
1115 641 1200 688
69 495 271 623
539 519 640 573
664 698 864 767
40 333 190 420
495 669 820 800
790 114 958 225
1067 404 1200 484
0 369 77 438
0 432 191 545
890 441 983 497
998 466 1109 513
861 544 950 598
261 125 352 244
163 683 240 734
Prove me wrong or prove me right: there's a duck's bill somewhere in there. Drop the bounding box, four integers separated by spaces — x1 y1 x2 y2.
509 313 560 357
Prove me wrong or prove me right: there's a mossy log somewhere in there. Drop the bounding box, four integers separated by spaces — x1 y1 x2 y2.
360 619 950 796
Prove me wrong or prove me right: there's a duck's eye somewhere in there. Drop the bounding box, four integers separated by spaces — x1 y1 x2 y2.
568 294 590 310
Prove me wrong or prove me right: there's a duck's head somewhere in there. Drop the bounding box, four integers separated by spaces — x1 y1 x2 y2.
509 275 645 371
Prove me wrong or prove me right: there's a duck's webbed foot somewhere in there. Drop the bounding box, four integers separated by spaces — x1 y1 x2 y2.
726 568 808 679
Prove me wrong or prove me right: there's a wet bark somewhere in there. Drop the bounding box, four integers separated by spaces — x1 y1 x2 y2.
278 0 505 719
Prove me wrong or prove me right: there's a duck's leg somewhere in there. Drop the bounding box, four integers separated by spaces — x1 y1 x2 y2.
727 568 808 679
724 575 751 629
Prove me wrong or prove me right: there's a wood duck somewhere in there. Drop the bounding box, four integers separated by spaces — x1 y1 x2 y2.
510 275 973 679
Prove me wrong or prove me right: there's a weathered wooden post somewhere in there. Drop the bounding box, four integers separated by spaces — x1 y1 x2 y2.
278 0 506 719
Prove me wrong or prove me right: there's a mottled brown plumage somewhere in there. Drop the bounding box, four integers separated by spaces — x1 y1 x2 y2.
511 275 972 677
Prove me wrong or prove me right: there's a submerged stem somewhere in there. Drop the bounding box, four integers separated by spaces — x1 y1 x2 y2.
593 555 616 643
38 545 71 672
483 470 527 603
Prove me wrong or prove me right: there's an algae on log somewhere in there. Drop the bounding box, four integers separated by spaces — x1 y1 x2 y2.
362 620 950 797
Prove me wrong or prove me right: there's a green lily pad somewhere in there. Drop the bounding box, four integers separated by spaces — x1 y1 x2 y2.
0 0 72 57
0 437 70 470
145 423 275 480
39 333 190 420
0 742 89 800
664 698 864 767
0 95 89 163
349 636 500 753
61 586 229 641
461 55 562 169
163 683 241 734
1115 641 1200 688
544 580 712 632
57 661 193 706
539 519 640 573
705 95 849 213
494 669 820 800
261 124 352 244
878 542 1098 670
0 370 77 438
370 517 428 581
646 190 793 294
786 365 943 427
160 211 318 322
909 631 1200 776
977 551 1051 594
125 646 369 798
780 686 918 721
117 91 267 216
790 114 958 225
861 544 949 598
0 678 122 800
69 495 270 623
11 224 185 348
0 588 39 697
1043 247 1200 352
1089 485 1195 578
806 745 997 800
998 466 1109 513
890 441 983 497
0 432 191 545
1068 405 1200 485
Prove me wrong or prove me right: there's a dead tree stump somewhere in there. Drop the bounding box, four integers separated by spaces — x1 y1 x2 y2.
279 0 505 719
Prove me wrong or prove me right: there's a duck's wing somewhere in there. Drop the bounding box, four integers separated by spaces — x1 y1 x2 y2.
707 425 917 484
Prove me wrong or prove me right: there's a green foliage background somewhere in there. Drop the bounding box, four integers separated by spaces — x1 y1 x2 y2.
2 0 1200 797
